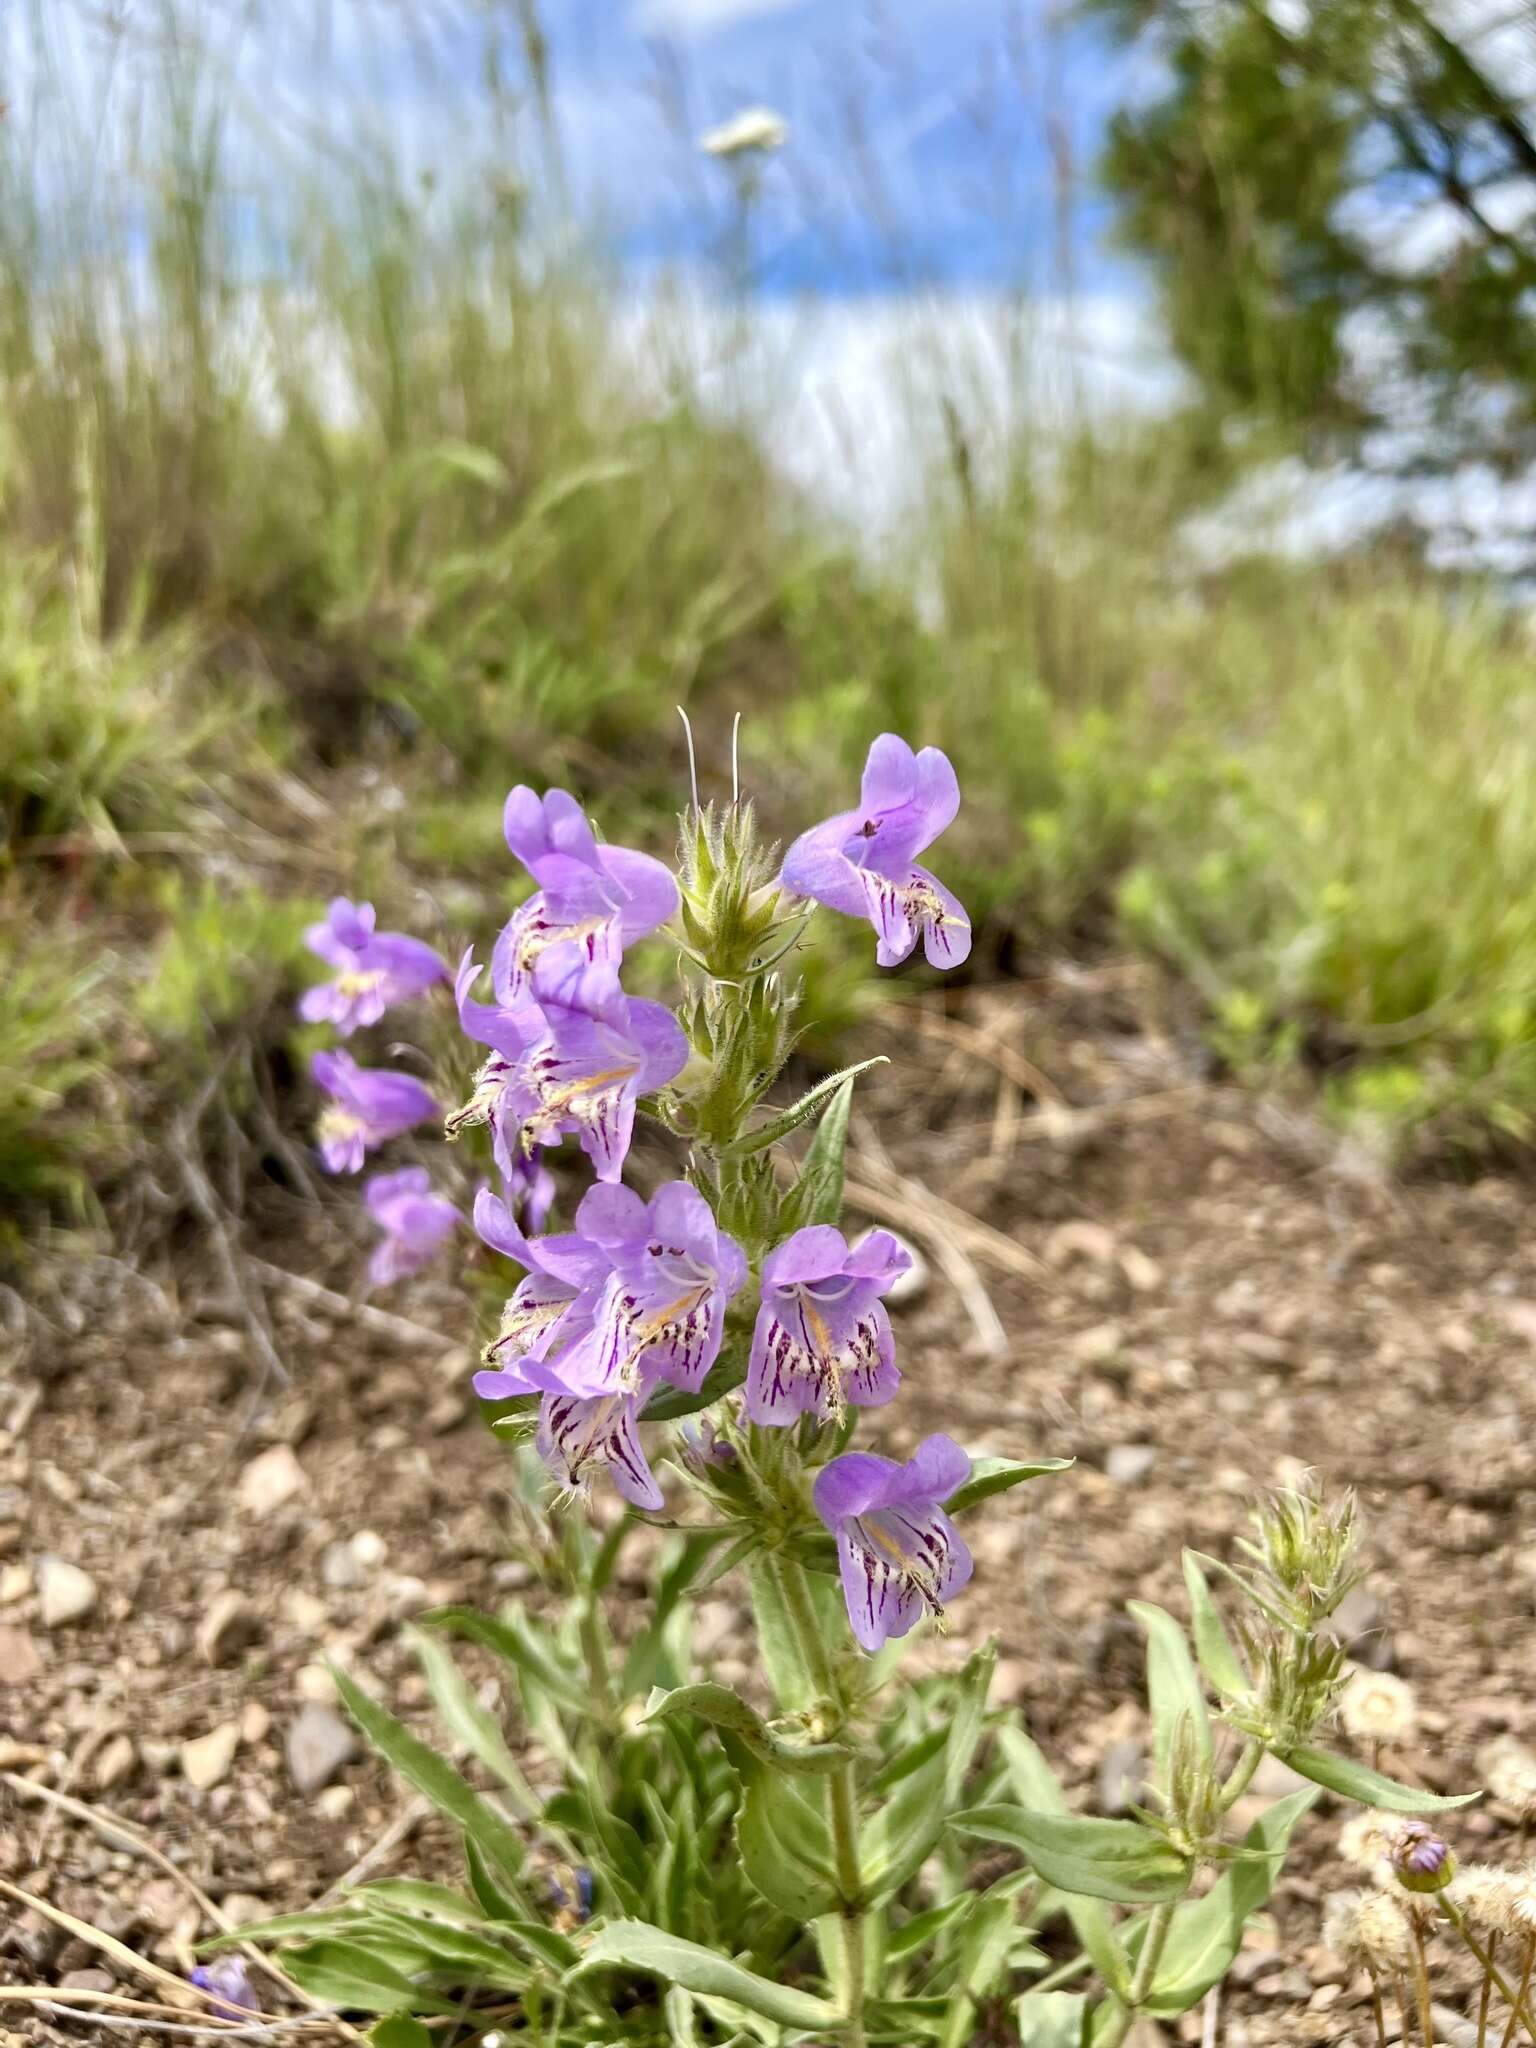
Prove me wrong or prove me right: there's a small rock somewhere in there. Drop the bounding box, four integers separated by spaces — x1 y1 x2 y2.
94 1735 136 1793
240 1702 272 1745
197 1590 260 1668
1105 1444 1157 1486
0 1565 32 1605
321 1541 363 1591
1118 1246 1162 1293
181 1722 241 1792
0 1740 45 1768
59 1969 116 1995
1046 1220 1119 1267
0 1626 40 1686
351 1529 388 1570
238 1445 305 1516
217 1892 268 1927
282 1589 328 1635
426 1391 468 1434
286 1704 358 1797
38 1557 98 1628
1072 1322 1124 1366
296 1662 338 1704
315 1783 355 1820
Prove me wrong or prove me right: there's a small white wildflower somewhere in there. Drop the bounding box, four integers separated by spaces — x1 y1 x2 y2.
1339 1808 1395 1872
1339 1668 1418 1746
1480 1735 1536 1820
699 107 787 159
1323 1887 1415 1976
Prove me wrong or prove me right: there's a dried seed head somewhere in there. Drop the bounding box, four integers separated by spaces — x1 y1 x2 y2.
1446 1862 1523 1938
1508 1867 1536 1933
1323 1887 1415 1976
1480 1736 1536 1820
1338 1808 1395 1873
1389 1819 1455 1894
1338 1669 1418 1746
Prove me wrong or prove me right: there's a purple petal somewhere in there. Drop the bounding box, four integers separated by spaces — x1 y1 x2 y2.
857 868 922 968
845 1229 912 1285
456 949 543 1058
597 846 680 943
762 1226 850 1288
842 1305 899 1408
577 1089 636 1184
573 1182 651 1252
835 1524 923 1653
366 1166 433 1218
780 813 871 918
365 931 448 990
743 1303 824 1424
913 748 961 846
537 1390 664 1511
859 733 920 815
646 1182 720 1264
813 1450 900 1527
887 1433 970 1509
910 865 971 970
625 998 690 1091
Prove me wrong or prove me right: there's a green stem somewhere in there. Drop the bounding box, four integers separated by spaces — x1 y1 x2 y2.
1410 1919 1436 2047
1496 1935 1534 2048
1447 1900 1536 2041
1216 1737 1265 1813
770 1555 867 2048
1098 1900 1178 2048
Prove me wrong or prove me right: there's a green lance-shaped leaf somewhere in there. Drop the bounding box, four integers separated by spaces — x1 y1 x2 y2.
569 1920 842 2029
1279 1745 1479 1812
775 1071 857 1232
405 1626 542 1821
1181 1551 1251 1702
995 1724 1129 1999
1014 1989 1093 2047
645 1682 856 1775
953 1807 1193 1905
1132 1786 1319 2017
718 1057 888 1158
328 1664 530 1901
732 1752 841 1918
280 1939 462 2017
945 1457 1075 1518
861 1641 994 1901
1129 1601 1212 1786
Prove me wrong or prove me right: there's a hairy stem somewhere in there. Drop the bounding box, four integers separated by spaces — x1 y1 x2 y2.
770 1555 867 2048
1447 1900 1536 2042
1098 1900 1178 2048
1410 1919 1435 2046
1496 1934 1534 2048
1216 1736 1265 1813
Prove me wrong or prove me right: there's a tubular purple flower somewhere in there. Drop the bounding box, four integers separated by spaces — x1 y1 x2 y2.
446 949 544 1178
546 1182 747 1399
471 1187 608 1400
537 1385 664 1511
190 1958 257 2016
744 1225 910 1426
493 786 679 1005
311 1051 438 1174
363 1169 459 1288
813 1434 974 1653
299 898 447 1035
780 734 971 970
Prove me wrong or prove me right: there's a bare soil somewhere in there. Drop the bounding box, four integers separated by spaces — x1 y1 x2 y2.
4 959 1536 2047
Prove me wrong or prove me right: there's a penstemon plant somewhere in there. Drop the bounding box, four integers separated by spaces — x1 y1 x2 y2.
233 733 1476 2047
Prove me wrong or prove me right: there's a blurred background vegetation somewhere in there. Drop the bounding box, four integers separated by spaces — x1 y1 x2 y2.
6 0 1536 1260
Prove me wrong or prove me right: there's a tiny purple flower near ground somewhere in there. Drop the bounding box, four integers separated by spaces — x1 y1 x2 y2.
311 1050 439 1174
364 1168 459 1288
471 1187 609 1399
547 1181 747 1399
744 1225 910 1425
450 942 688 1184
299 898 447 1035
537 1385 664 1511
780 733 972 970
493 786 679 1005
813 1434 974 1653
190 1957 257 2015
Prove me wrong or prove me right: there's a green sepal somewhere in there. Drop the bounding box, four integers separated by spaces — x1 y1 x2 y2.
645 1682 856 1775
568 1920 841 2029
1279 1744 1479 1812
946 1457 1074 1518
952 1806 1193 1904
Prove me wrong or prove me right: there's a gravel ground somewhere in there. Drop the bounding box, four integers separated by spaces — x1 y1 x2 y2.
4 960 1536 2046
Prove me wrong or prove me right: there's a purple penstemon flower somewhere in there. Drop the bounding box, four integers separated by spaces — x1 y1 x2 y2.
780 734 972 970
299 898 447 1035
311 1050 438 1174
449 941 688 1185
471 1187 609 1399
744 1225 910 1426
813 1434 974 1653
536 1383 665 1512
363 1169 459 1288
190 1957 257 2016
547 1182 747 1399
492 786 679 1006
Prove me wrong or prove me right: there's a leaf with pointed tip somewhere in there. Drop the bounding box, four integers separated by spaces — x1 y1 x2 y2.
645 1682 855 1774
1181 1552 1250 1701
1130 1601 1212 1783
946 1457 1074 1518
1280 1746 1478 1812
569 1920 841 2028
719 1058 888 1158
776 1073 857 1232
953 1806 1192 1904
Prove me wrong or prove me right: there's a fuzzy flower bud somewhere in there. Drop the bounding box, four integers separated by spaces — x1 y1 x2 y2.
1446 1862 1523 1939
1337 1807 1394 1874
1480 1736 1536 1821
1388 1820 1455 1894
1339 1668 1418 1747
1322 1888 1415 1977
